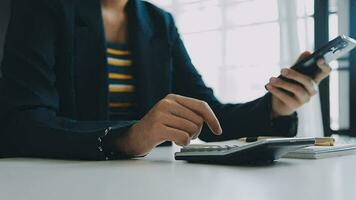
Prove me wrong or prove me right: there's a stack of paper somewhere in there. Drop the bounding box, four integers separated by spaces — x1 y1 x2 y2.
283 143 356 159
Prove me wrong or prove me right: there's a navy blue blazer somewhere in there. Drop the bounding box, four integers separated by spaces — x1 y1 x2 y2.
0 0 297 160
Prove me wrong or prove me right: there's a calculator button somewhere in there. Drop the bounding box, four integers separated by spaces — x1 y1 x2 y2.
180 144 239 152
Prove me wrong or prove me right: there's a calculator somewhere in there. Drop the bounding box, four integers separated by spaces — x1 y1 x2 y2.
175 138 315 165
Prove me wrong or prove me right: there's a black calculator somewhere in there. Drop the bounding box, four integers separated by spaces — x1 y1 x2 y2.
175 138 315 165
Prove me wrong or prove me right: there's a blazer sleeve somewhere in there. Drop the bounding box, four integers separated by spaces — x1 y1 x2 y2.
168 14 298 141
0 0 136 160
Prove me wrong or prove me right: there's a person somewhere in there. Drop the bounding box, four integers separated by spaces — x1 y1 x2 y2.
0 0 331 160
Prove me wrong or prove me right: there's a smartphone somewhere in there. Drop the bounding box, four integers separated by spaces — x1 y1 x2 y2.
277 35 356 92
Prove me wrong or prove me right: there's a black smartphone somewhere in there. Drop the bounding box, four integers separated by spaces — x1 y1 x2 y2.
278 35 356 92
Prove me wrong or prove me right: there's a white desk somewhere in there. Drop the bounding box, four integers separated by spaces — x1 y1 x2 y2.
0 146 355 200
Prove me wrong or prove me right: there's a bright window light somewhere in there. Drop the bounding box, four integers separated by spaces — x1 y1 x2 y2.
148 0 314 103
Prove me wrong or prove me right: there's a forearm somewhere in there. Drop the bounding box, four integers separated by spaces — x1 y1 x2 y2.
199 93 298 142
1 108 137 160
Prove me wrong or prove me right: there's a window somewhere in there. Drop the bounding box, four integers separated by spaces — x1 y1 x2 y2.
328 0 351 132
148 0 315 103
148 0 332 137
314 0 356 137
314 0 352 136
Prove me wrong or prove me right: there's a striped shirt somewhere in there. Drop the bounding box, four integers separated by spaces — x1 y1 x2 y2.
106 42 137 119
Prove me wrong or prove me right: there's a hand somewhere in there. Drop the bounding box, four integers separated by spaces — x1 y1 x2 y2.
266 51 332 117
116 94 223 156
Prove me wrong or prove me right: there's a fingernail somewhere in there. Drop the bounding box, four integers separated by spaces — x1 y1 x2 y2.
270 77 277 83
317 59 325 65
217 127 223 135
281 69 288 76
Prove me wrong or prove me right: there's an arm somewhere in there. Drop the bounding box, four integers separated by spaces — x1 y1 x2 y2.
0 0 135 160
168 15 298 141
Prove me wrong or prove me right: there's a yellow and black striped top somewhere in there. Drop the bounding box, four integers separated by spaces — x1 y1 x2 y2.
106 42 136 119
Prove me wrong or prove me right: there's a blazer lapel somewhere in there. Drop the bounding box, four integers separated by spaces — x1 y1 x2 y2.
74 0 108 120
75 0 172 120
127 0 172 118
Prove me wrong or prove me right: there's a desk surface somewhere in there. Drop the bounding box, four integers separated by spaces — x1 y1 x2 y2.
0 146 355 200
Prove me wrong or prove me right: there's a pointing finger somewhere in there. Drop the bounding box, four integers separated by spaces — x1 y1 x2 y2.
167 94 222 135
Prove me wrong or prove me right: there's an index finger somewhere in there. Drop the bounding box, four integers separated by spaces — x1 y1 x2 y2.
314 59 332 83
294 51 312 64
167 94 222 135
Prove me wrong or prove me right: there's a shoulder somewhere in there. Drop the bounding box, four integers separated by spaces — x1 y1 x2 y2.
139 1 178 40
10 0 78 18
143 1 175 25
10 0 62 11
141 1 174 21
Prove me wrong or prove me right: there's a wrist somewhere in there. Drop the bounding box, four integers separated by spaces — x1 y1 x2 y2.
115 124 146 157
114 125 135 155
271 109 294 119
271 110 281 118
98 126 135 160
271 96 294 118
